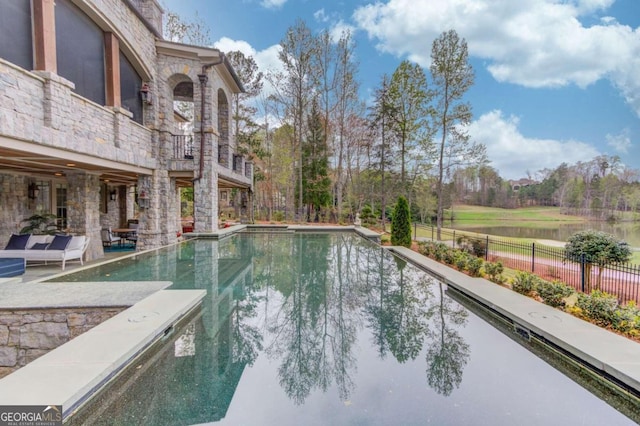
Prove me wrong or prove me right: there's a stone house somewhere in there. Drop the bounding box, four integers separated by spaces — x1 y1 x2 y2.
0 0 253 262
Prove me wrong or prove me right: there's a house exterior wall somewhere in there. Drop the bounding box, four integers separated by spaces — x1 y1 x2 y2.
0 0 249 259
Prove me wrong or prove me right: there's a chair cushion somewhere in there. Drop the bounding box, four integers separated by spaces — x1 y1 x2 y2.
5 234 31 250
31 242 50 250
48 235 72 250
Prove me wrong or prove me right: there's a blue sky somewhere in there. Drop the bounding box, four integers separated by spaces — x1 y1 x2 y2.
161 0 640 180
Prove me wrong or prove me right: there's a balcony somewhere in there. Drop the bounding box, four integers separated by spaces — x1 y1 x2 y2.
173 135 194 159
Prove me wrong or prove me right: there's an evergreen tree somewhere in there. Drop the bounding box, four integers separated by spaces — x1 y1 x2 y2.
391 195 412 247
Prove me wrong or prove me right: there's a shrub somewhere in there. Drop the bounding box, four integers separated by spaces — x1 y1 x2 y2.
467 257 484 277
576 290 619 327
512 272 539 296
484 261 504 284
433 243 449 262
457 236 487 258
273 211 285 222
454 251 468 271
612 302 640 336
536 279 574 308
391 195 412 247
443 249 457 265
418 241 433 257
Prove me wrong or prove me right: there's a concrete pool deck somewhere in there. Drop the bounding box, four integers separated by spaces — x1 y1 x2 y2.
388 246 640 396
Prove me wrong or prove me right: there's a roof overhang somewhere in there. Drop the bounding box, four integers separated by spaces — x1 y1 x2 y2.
0 137 152 185
156 40 245 93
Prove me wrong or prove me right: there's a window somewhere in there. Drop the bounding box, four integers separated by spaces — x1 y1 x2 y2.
0 1 32 70
55 0 105 105
120 51 143 124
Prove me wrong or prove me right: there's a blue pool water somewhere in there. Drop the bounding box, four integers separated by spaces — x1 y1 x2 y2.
60 233 637 425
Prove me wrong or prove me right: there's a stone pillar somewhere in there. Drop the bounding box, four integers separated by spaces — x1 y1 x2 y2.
31 72 74 130
65 171 102 262
136 170 179 249
193 76 219 232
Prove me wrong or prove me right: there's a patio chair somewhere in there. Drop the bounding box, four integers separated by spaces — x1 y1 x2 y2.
126 223 138 246
101 228 120 247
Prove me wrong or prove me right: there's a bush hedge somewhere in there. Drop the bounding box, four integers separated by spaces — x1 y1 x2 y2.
415 239 640 340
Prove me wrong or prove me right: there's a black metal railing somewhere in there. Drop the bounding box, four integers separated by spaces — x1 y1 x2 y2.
233 154 243 172
415 224 640 303
218 143 230 167
173 135 194 159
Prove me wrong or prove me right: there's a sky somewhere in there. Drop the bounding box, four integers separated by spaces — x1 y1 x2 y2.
161 0 640 180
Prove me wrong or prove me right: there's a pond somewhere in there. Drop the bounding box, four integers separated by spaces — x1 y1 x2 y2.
61 233 638 425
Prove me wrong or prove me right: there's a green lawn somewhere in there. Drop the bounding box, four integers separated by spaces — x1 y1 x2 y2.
445 205 587 224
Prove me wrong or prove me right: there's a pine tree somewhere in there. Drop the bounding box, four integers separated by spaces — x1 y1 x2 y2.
391 195 412 247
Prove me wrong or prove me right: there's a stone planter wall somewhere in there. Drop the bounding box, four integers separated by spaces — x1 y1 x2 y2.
0 307 125 378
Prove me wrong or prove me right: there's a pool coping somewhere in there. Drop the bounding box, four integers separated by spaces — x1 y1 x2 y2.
388 246 640 395
184 224 381 242
0 289 206 417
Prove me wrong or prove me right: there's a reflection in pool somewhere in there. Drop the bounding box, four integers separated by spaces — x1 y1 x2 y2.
62 233 637 425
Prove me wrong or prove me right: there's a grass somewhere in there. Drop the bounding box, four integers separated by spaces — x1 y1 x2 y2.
444 205 587 227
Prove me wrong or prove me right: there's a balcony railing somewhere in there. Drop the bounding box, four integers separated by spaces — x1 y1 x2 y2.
233 154 243 172
173 135 194 159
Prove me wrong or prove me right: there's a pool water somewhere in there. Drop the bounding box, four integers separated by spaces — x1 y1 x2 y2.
60 233 637 425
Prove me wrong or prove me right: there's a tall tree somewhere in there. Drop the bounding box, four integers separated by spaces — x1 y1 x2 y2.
331 31 360 221
368 75 396 232
301 101 332 221
275 20 316 220
388 60 432 197
430 30 485 239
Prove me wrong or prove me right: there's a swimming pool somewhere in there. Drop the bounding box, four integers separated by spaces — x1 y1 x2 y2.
61 232 637 425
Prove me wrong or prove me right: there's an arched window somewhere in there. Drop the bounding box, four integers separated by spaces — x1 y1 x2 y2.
218 89 229 166
55 0 105 105
0 1 32 70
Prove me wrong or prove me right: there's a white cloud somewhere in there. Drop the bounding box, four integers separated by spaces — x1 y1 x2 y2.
314 9 329 23
606 130 632 154
329 20 357 43
353 0 640 116
469 110 600 179
213 37 282 76
260 0 287 9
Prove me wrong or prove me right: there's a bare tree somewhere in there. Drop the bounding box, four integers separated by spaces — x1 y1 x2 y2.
430 30 485 239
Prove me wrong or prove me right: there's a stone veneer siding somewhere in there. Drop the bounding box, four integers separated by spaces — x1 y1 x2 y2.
0 307 125 378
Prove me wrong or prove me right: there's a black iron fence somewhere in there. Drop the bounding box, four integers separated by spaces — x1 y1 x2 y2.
415 224 640 303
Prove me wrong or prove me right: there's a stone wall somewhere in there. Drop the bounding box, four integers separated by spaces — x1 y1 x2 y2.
0 62 156 171
0 307 125 378
0 174 30 246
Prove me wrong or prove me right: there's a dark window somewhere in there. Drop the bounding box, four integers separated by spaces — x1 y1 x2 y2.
55 0 105 105
0 1 32 69
120 51 143 124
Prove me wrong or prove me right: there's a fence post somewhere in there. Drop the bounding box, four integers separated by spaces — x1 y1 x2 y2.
531 243 535 273
453 231 456 248
581 253 586 293
485 235 489 261
431 226 434 241
414 222 417 240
